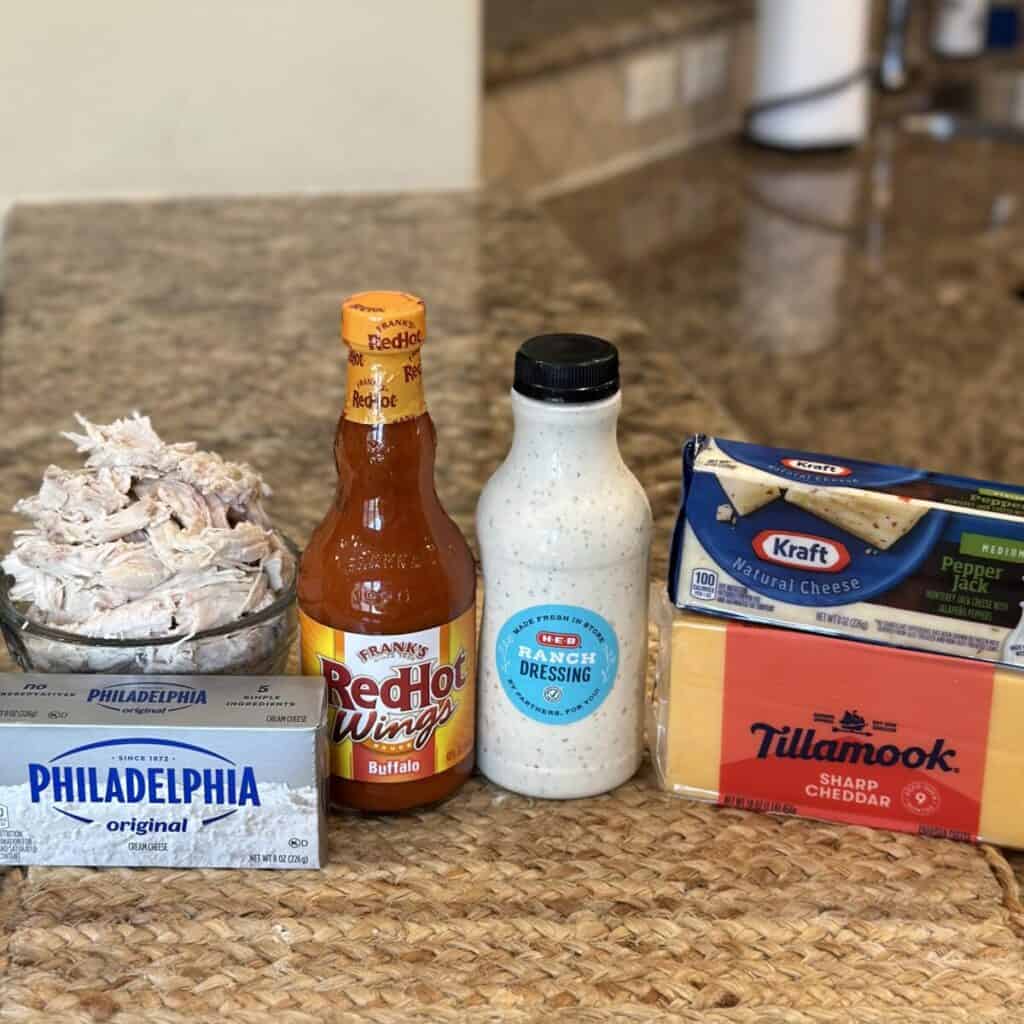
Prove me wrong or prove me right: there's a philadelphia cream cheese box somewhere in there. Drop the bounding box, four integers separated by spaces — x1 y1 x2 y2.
0 674 327 869
670 436 1024 666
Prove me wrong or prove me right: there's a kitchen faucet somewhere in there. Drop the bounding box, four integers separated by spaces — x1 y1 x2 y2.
880 0 913 91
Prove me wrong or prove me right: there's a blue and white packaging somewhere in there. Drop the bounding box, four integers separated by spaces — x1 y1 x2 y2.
669 436 1024 666
0 674 327 869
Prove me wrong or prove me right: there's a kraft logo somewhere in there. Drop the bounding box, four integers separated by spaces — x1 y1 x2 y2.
536 631 580 649
781 457 852 477
753 530 851 573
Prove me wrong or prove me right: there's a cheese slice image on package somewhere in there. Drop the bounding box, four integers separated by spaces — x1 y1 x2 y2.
720 476 782 517
784 487 928 550
704 437 783 517
669 435 1024 666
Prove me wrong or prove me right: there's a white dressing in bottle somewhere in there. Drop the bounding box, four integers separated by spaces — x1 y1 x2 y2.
476 334 652 798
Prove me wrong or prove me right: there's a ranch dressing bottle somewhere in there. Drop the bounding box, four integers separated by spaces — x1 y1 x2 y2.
476 334 652 798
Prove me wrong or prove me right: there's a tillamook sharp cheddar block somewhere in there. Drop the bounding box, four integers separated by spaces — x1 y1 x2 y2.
670 435 1024 666
650 595 1024 848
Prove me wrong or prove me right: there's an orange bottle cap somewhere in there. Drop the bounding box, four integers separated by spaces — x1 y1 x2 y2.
341 291 426 353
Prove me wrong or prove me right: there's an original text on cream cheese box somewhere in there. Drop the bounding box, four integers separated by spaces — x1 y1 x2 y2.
670 436 1024 666
0 674 327 869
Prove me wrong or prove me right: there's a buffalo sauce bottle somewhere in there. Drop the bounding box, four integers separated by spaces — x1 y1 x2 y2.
298 291 476 812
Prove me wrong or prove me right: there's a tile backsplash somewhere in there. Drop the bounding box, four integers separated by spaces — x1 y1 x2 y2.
484 0 755 195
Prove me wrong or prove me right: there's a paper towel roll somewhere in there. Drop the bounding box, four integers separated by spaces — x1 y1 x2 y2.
748 0 872 150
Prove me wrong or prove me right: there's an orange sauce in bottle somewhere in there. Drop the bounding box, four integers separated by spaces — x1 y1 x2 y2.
298 292 476 812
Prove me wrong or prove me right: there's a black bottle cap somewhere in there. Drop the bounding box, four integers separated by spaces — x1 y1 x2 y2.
513 334 620 404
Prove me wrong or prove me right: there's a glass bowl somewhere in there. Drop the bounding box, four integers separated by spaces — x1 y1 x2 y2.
0 537 298 675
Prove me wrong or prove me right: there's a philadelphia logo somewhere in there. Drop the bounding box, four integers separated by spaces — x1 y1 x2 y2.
750 723 957 772
781 457 852 477
28 737 260 833
87 681 207 715
752 530 851 573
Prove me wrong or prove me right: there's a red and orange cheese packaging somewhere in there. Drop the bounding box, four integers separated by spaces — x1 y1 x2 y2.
651 592 1024 848
653 435 1024 847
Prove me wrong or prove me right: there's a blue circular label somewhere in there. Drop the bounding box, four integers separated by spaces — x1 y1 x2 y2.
495 604 619 725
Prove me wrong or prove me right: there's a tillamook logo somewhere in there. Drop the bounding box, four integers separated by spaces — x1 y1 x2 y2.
750 723 957 772
781 458 852 477
752 530 851 573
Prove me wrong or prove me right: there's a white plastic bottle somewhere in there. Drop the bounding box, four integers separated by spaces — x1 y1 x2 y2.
476 334 652 799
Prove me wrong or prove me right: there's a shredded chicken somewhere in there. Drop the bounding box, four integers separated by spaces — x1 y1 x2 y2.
2 413 294 649
63 413 270 515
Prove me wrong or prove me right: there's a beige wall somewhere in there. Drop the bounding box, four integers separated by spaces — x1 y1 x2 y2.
0 1 481 211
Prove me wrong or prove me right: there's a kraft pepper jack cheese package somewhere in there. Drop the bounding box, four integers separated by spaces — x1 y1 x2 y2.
670 436 1024 667
650 592 1024 848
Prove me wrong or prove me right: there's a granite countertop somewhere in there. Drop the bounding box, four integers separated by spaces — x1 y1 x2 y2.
548 127 1024 480
3 129 1022 614
2 126 1024 1018
0 191 737 639
4 122 1023 608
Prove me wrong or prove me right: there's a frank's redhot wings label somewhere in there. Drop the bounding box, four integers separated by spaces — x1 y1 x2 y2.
299 607 476 783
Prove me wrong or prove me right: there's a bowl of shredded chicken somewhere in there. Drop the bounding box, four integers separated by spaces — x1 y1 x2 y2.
0 414 296 674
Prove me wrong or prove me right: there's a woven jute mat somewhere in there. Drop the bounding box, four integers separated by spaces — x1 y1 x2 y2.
2 775 1023 1024
2 631 1024 1022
